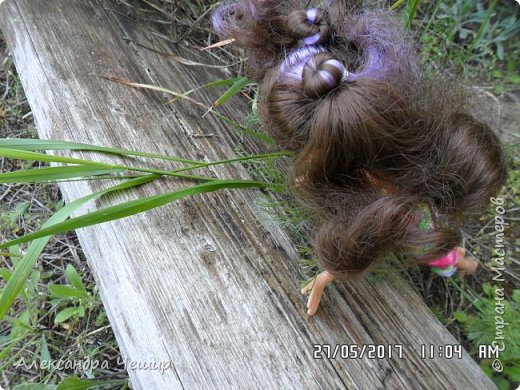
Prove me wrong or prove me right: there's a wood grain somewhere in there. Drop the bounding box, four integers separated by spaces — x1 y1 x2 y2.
0 0 496 388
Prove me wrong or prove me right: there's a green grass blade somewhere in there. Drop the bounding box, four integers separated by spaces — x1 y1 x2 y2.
65 264 89 298
0 146 216 182
108 79 274 144
0 138 202 165
169 151 293 174
0 336 24 361
405 0 421 28
211 111 274 144
0 166 125 183
0 148 124 168
56 376 127 390
0 174 158 321
38 174 143 183
166 78 241 104
214 77 251 107
108 77 211 109
0 179 266 250
468 0 499 52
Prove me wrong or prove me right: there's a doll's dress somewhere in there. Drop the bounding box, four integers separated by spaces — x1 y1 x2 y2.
416 205 458 277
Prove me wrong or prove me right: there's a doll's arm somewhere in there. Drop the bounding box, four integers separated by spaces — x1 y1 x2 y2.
301 271 337 316
294 148 321 188
454 247 478 274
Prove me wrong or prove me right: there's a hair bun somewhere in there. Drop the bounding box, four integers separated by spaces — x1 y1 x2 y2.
302 53 347 98
287 8 332 45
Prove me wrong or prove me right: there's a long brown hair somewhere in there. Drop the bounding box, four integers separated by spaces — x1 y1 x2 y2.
213 0 507 278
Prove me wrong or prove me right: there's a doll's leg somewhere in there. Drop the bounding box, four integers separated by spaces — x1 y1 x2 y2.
301 271 337 316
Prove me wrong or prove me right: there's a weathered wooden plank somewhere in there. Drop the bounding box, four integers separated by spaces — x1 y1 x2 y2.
0 0 496 389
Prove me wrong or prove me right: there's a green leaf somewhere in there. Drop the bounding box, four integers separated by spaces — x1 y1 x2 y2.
0 148 123 168
107 80 273 143
509 74 520 85
30 270 40 287
0 339 21 363
453 310 470 322
0 174 158 321
496 44 504 61
0 166 125 183
48 284 82 299
13 201 31 219
169 151 292 175
512 290 520 305
95 311 107 327
481 364 493 377
40 334 51 364
12 384 57 390
214 77 251 107
65 264 89 297
0 140 276 181
10 309 31 338
491 70 503 79
0 138 201 165
166 77 241 104
0 268 12 281
56 377 126 390
105 78 273 144
0 179 266 250
211 111 274 144
468 0 499 53
54 307 81 324
9 244 21 259
491 375 510 390
405 0 421 28
482 283 494 297
505 365 520 381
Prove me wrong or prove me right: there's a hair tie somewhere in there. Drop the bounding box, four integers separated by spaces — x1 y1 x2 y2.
301 53 348 98
303 8 321 45
316 59 349 86
287 8 331 46
306 8 318 24
323 59 349 81
303 33 322 45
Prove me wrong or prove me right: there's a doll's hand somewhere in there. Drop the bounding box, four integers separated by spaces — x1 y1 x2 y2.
294 173 308 188
301 271 336 316
455 247 478 274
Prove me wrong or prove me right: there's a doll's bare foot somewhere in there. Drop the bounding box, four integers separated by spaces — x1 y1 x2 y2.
455 247 478 274
301 271 336 316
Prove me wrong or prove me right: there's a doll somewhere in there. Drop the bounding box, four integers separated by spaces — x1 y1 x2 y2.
212 0 507 315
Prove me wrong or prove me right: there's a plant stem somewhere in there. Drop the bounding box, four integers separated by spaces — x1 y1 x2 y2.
126 151 292 183
391 0 405 10
128 166 216 182
169 151 293 174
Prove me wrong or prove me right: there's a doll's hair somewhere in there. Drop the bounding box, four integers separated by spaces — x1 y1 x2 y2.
213 1 507 278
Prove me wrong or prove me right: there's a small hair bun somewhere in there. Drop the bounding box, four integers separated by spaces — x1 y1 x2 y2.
287 8 332 46
302 53 347 98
